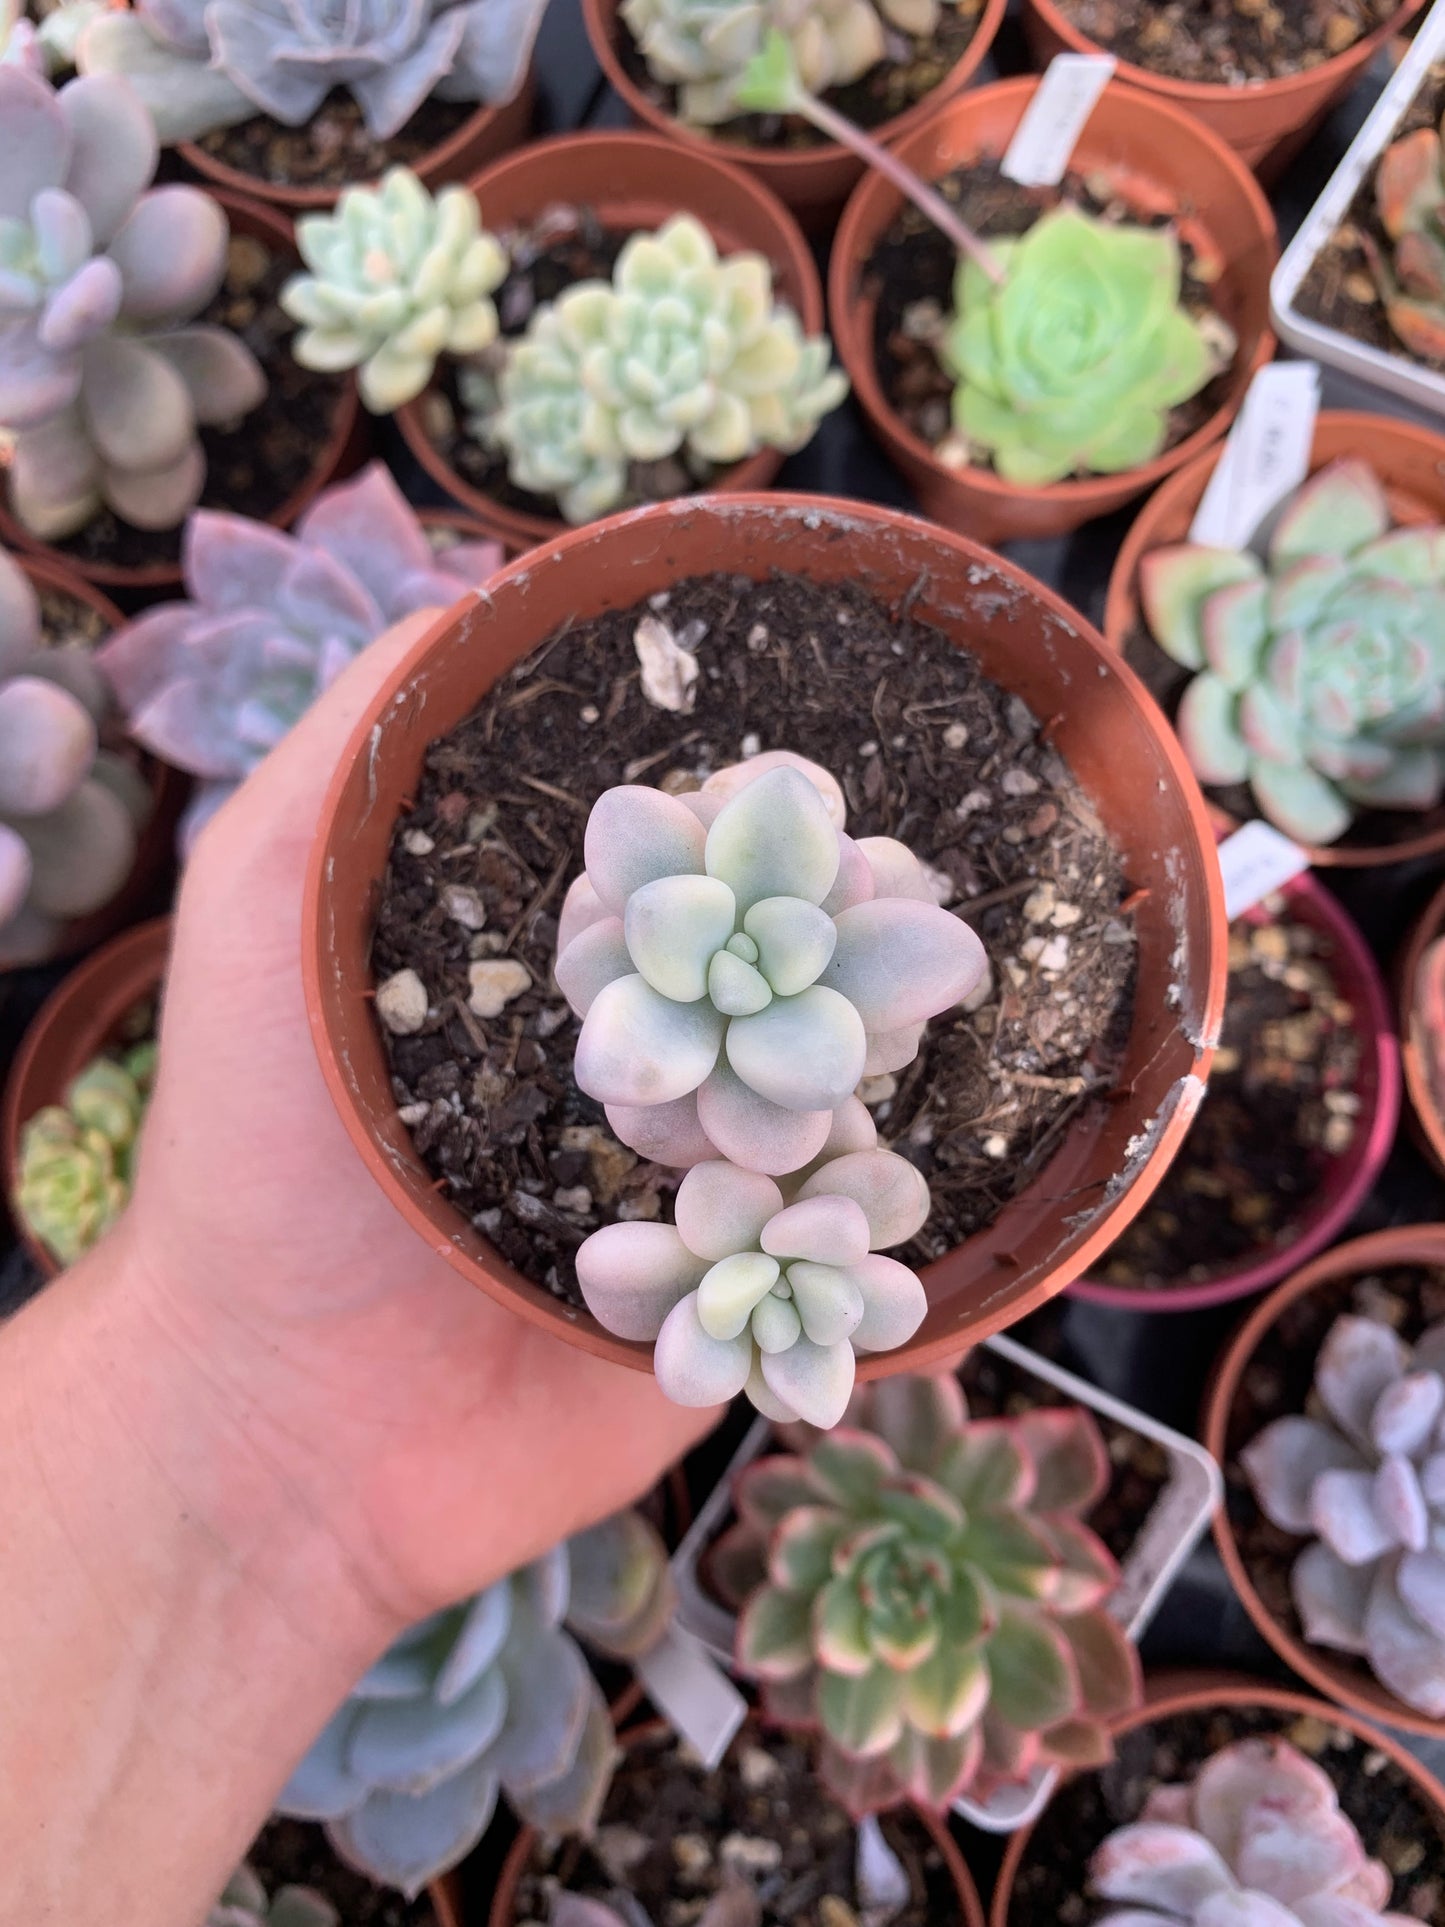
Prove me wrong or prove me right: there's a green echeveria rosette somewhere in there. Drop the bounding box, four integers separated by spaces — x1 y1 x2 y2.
16 1042 156 1267
1140 457 1445 846
942 207 1229 488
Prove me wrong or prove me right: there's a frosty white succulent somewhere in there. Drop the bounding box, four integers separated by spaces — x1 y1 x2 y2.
556 749 986 1176
579 1146 930 1428
281 169 507 413
481 216 847 524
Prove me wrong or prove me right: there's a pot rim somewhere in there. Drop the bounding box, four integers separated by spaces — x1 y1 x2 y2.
1204 1225 1445 1740
486 1715 987 1927
581 0 1007 178
2 915 173 1280
1071 857 1401 1311
989 1670 1445 1926
302 489 1227 1375
828 74 1279 514
1024 0 1428 108
1102 407 1445 869
0 191 361 592
393 128 823 550
1398 876 1445 1180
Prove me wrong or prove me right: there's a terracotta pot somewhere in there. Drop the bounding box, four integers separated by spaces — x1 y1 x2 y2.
0 193 364 595
2 915 172 1279
1205 1226 1445 1740
828 77 1277 547
1071 854 1400 1312
1398 876 1445 1180
1022 0 1429 181
9 553 186 963
394 131 825 553
582 0 1007 235
303 492 1226 1376
177 73 536 214
990 1672 1445 1924
488 1719 987 1927
1104 410 1445 868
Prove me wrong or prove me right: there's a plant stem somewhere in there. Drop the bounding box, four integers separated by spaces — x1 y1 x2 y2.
794 91 1008 285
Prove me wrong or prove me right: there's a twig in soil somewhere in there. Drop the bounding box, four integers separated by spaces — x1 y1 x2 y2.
503 851 570 951
959 877 1037 919
518 774 587 812
1008 1070 1094 1096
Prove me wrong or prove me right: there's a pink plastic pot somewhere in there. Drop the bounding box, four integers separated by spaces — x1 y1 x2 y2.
1070 861 1400 1313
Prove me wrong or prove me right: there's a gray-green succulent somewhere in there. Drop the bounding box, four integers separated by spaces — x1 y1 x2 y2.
207 1863 337 1927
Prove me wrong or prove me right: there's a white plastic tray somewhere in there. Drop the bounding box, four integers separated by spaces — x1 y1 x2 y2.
669 1333 1222 1834
1272 7 1445 417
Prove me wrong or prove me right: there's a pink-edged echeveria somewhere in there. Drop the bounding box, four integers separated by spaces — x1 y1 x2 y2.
1363 109 1445 365
711 1373 1140 1814
1089 1735 1414 1925
1241 1311 1445 1718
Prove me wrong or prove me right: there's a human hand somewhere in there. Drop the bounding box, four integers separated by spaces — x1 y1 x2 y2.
124 610 714 1637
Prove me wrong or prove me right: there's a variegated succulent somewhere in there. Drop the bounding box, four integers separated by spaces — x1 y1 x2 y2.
1242 1310 1445 1718
207 1864 337 1927
97 463 503 850
1141 458 1445 846
278 1510 674 1897
712 1374 1139 1814
281 169 507 413
558 749 985 1173
579 1145 930 1429
77 0 546 145
1412 933 1445 1135
476 215 847 525
1089 1736 1414 1925
0 66 267 538
16 1040 155 1266
1364 108 1445 365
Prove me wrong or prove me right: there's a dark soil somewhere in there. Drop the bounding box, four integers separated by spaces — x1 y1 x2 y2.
371 570 1138 1309
616 0 987 146
1053 0 1400 84
23 230 347 574
1011 1705 1445 1925
512 1727 960 1927
246 1819 439 1927
1223 1264 1445 1705
414 208 733 523
866 160 1234 475
194 90 476 193
1122 620 1445 857
35 586 108 653
1093 906 1363 1292
1295 60 1445 370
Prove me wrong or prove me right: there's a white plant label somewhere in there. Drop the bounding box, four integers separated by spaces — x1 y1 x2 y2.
1188 362 1321 551
1001 54 1117 187
634 1624 747 1769
1217 819 1311 921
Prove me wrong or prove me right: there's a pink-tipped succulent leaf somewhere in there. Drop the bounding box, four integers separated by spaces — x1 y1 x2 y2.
1241 1312 1445 1717
1368 113 1445 365
714 1372 1138 1814
1089 1736 1413 1925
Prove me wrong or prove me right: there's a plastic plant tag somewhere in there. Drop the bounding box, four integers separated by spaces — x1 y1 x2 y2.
1188 362 1322 550
1218 819 1311 920
1001 53 1117 187
633 1623 747 1769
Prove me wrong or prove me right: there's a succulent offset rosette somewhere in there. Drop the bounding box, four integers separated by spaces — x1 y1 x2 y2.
1364 108 1445 365
1241 1312 1445 1719
208 1865 336 1927
1141 459 1445 846
620 0 889 125
1089 1736 1415 1925
0 66 267 537
17 1042 155 1266
942 206 1234 488
711 1374 1139 1813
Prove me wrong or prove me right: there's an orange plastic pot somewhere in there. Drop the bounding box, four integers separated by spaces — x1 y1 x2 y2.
990 1673 1445 1923
829 78 1277 547
0 193 364 595
1022 0 1429 181
582 0 1006 234
303 492 1225 1377
1398 876 1445 1180
1104 410 1445 868
1205 1226 1445 1741
177 73 536 213
2 916 172 1279
395 131 825 552
488 1719 987 1927
6 554 185 964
